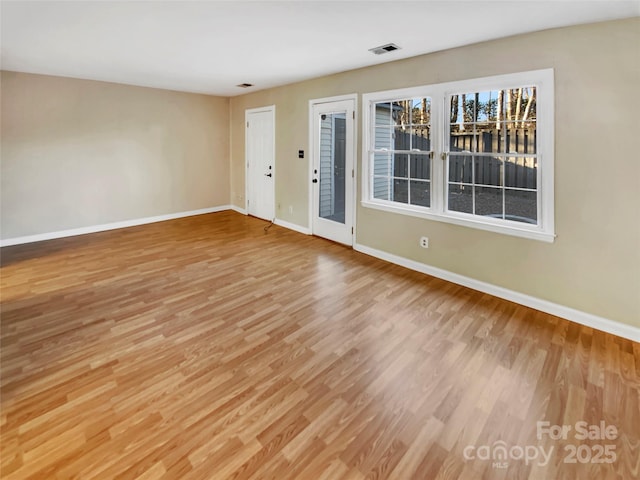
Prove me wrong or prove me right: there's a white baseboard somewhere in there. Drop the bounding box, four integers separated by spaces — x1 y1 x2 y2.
354 243 640 342
228 207 310 235
274 218 312 235
229 205 247 215
0 206 234 247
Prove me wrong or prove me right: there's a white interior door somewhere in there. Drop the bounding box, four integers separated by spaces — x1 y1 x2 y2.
246 106 275 221
311 99 355 245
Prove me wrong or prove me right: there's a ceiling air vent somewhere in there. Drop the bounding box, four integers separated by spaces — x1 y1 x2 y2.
236 83 254 88
368 43 401 55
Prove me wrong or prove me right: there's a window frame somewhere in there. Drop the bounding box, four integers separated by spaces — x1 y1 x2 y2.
370 97 434 209
361 69 555 243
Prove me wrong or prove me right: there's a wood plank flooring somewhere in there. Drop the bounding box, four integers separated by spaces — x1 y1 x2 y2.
1 211 638 479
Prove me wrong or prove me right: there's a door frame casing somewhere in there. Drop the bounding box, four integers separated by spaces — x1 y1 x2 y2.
308 94 358 246
245 105 276 220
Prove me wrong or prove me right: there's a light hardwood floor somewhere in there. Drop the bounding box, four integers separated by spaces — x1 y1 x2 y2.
1 211 638 479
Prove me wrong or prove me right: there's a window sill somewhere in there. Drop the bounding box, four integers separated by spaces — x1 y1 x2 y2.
361 200 556 243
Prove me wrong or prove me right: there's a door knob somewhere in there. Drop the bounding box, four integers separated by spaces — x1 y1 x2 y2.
265 173 272 177
312 179 318 183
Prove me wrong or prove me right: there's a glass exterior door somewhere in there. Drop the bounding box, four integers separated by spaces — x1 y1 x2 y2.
311 99 355 245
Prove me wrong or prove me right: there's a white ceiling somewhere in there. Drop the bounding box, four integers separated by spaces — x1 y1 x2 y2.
1 1 638 96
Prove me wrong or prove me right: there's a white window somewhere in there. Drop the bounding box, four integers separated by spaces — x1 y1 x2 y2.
362 69 555 242
371 98 433 208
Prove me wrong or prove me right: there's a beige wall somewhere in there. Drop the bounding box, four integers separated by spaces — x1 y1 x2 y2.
1 71 230 239
229 18 640 327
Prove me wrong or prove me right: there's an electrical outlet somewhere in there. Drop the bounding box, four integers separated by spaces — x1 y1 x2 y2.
288 206 293 214
419 236 429 248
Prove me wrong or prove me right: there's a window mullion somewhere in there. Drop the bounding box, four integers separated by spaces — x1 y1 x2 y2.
430 91 445 214
502 155 506 220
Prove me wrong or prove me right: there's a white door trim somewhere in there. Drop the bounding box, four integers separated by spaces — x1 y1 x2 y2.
245 105 276 221
308 94 358 246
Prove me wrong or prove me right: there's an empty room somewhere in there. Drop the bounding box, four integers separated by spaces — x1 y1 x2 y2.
1 1 639 479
